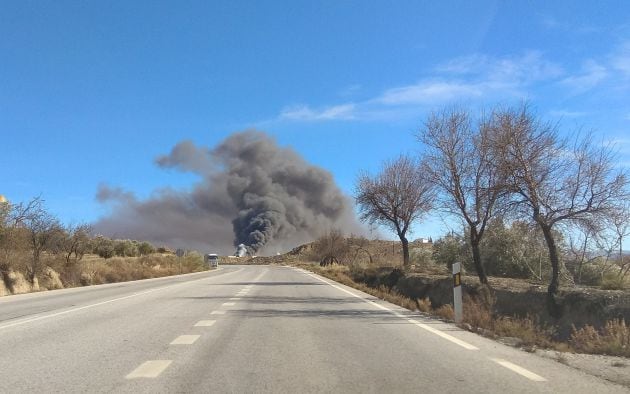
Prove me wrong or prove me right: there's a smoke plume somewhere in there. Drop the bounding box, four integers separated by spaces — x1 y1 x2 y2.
94 130 363 255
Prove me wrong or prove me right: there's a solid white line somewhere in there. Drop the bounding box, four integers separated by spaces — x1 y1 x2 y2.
0 267 247 331
125 360 172 379
210 310 226 315
491 358 547 381
222 302 235 306
305 272 479 351
170 335 200 345
0 286 171 331
194 320 216 327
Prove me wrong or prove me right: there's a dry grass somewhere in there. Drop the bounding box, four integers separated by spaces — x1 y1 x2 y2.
41 252 208 288
298 262 630 358
570 319 630 357
434 304 454 320
304 263 420 312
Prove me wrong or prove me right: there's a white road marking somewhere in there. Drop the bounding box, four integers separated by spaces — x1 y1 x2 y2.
211 310 226 315
194 320 216 327
222 302 235 306
170 335 200 345
0 267 246 331
305 272 478 351
126 360 172 379
229 297 239 300
491 358 547 381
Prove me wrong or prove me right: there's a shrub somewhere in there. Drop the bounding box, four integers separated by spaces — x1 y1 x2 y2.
138 241 155 256
570 319 630 357
94 238 115 259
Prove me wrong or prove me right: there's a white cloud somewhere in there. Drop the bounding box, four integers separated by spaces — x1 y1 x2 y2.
280 103 356 121
377 52 563 107
271 52 593 123
438 51 563 83
376 80 483 105
560 60 608 93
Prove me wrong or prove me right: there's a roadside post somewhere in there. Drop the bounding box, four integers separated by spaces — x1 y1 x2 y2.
453 262 462 323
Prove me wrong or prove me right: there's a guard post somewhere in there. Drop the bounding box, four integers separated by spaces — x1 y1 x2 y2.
452 262 462 323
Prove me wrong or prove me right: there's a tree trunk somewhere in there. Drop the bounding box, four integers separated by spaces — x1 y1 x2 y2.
469 228 488 284
540 223 562 318
400 236 410 266
29 248 40 285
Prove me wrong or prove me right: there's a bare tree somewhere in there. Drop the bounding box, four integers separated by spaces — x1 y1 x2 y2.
0 198 39 288
419 108 506 285
355 155 434 266
491 105 628 317
314 229 348 266
22 199 61 284
606 201 630 280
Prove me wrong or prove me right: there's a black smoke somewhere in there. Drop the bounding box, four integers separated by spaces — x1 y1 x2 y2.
94 130 363 255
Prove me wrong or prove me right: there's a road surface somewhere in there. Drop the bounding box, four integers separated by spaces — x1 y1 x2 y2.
0 265 626 393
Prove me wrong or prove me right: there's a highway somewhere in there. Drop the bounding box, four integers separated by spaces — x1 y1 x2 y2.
0 265 626 393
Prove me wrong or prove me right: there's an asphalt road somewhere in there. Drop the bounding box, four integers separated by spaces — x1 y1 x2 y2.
0 265 626 393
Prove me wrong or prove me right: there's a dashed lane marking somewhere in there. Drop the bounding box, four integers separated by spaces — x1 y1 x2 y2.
0 268 246 331
194 320 216 327
125 360 172 379
491 359 547 381
170 335 200 345
222 302 235 306
210 310 226 315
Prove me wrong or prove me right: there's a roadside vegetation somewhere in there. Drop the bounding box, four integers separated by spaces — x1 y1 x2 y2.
0 197 207 296
306 103 630 361
355 104 629 316
299 248 629 357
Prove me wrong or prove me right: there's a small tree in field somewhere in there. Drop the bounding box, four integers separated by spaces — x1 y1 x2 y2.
355 155 434 266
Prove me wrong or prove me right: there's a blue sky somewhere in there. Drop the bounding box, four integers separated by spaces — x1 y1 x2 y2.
1 1 629 244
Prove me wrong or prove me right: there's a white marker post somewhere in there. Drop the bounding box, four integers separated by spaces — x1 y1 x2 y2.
452 262 462 323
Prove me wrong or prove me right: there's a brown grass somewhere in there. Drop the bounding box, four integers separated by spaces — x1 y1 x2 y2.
39 252 208 288
297 262 628 358
570 319 630 357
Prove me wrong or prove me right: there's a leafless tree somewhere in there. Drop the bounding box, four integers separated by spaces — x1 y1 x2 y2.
21 199 61 284
419 108 506 285
490 105 628 316
0 198 39 286
355 155 435 266
314 229 348 266
606 201 630 280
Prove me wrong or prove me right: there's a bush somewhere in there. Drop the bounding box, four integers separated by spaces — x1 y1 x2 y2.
570 319 630 357
114 239 138 257
138 241 155 256
94 238 115 259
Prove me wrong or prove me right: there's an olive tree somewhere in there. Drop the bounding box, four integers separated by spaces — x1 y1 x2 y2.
355 155 435 266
